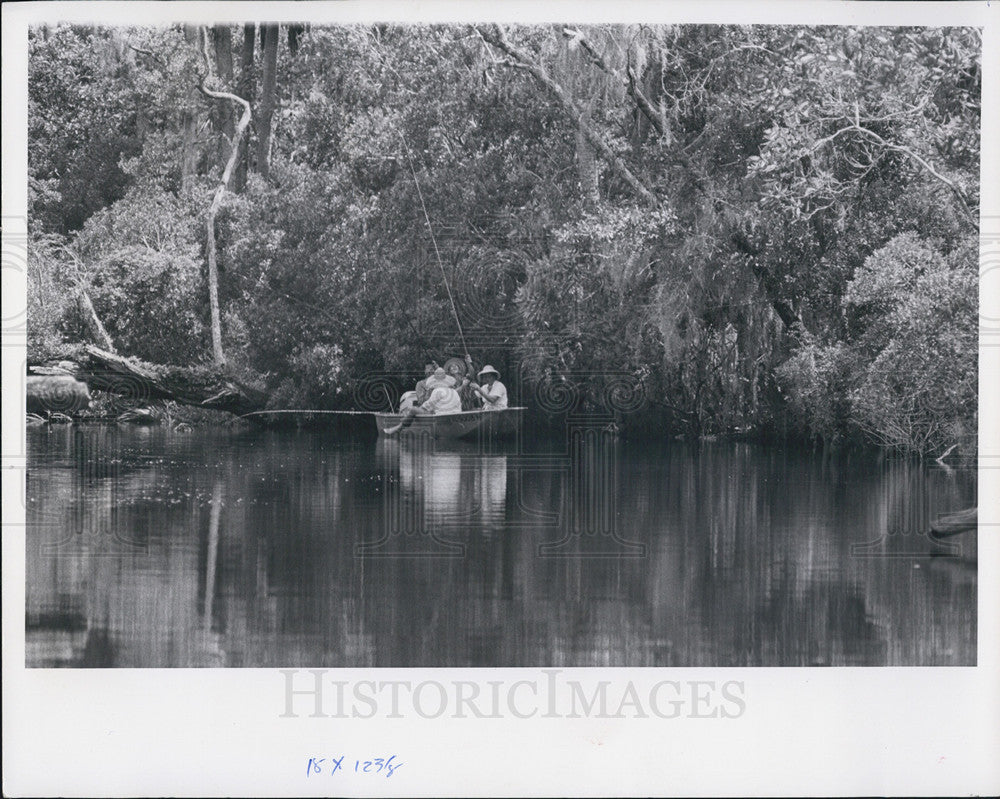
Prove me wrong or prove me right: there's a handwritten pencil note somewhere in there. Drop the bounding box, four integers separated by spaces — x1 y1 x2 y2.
306 755 402 778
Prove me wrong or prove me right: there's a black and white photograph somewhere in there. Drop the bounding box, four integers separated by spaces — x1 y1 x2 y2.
3 1 999 796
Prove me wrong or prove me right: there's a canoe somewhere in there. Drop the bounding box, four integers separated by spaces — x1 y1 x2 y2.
375 407 525 439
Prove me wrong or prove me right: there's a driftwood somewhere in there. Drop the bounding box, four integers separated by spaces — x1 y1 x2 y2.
30 345 265 416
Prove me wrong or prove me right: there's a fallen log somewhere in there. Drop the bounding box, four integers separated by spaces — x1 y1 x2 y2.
29 344 265 416
26 375 92 414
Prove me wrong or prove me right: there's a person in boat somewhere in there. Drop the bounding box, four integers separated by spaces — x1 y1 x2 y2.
447 354 478 411
470 365 507 410
384 367 462 434
414 362 440 405
398 390 418 411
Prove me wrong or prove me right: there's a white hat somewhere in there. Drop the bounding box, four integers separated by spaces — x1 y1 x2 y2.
424 367 454 388
477 365 500 379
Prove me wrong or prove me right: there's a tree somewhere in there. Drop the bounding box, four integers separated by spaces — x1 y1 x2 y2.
233 23 257 191
198 26 252 365
256 23 279 180
845 234 976 454
26 23 979 448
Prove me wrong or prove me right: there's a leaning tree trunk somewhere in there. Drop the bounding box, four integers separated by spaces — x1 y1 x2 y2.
198 27 253 365
478 24 660 207
256 23 279 180
76 288 116 353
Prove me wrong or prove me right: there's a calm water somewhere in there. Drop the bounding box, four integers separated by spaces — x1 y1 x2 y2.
25 425 976 667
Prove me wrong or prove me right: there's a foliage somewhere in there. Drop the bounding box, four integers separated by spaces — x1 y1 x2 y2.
29 27 139 233
26 233 75 359
845 235 977 453
775 335 858 444
75 185 209 364
26 23 979 453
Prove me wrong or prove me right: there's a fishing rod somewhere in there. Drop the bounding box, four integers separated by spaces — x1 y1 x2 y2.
234 409 377 421
398 131 471 362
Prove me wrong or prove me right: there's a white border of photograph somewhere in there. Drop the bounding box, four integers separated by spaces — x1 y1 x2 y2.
3 2 999 796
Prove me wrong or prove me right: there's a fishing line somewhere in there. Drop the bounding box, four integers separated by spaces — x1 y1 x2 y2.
398 131 471 360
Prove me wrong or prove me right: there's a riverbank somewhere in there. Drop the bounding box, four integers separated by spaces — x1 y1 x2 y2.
27 392 238 430
24 399 976 471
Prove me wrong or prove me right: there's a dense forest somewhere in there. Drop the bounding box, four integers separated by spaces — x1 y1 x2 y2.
27 23 979 454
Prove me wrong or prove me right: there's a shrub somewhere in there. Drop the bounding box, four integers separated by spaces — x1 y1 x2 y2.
846 236 977 454
775 333 859 445
75 186 208 364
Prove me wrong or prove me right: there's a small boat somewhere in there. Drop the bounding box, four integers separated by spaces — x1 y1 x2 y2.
375 407 525 440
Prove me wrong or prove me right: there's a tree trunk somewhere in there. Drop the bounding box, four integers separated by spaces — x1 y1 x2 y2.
31 345 265 415
179 110 198 190
76 288 116 352
180 25 202 190
213 25 234 83
205 221 226 364
287 23 304 57
233 23 256 192
576 125 600 208
198 27 253 365
256 23 279 180
212 25 235 168
565 34 599 209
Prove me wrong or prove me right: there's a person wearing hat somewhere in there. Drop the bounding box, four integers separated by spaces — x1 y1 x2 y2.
414 362 440 405
398 389 419 411
470 365 507 410
446 353 478 410
415 359 464 404
385 367 462 434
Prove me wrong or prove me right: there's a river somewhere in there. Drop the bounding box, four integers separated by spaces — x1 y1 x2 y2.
25 424 976 667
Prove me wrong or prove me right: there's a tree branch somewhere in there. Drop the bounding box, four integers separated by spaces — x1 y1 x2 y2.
198 34 252 190
562 27 671 145
479 25 660 207
127 42 166 70
854 125 976 226
812 122 976 227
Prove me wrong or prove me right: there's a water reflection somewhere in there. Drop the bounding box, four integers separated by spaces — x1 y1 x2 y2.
25 426 976 667
363 435 508 557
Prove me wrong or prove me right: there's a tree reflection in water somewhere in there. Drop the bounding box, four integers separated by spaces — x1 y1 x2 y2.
25 426 975 667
